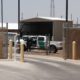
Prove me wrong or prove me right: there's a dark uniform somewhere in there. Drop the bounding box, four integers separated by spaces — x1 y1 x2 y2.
27 38 32 52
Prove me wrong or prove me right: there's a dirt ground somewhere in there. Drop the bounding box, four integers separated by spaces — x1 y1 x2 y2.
24 49 64 58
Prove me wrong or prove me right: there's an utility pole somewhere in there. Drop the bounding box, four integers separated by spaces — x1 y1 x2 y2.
50 0 55 17
18 0 22 37
66 0 68 22
1 0 3 29
63 0 69 60
50 0 52 17
18 0 20 29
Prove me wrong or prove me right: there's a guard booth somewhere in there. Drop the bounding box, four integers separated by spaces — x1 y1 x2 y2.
0 28 8 59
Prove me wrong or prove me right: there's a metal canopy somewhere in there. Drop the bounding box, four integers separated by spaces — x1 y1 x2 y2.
20 16 70 23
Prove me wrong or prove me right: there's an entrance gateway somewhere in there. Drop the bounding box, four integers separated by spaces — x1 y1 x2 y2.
20 16 73 41
19 16 73 58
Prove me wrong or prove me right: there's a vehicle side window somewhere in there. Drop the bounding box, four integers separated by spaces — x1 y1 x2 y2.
38 37 44 41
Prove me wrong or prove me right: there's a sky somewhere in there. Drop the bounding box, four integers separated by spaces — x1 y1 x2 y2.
0 0 80 24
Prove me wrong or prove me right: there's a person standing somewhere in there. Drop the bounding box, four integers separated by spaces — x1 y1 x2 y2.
26 37 32 52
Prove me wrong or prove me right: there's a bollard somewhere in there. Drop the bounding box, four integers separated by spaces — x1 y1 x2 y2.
72 41 77 60
8 39 13 59
20 39 24 62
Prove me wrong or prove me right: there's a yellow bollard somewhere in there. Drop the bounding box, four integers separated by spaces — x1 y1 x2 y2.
72 41 77 60
8 39 13 59
20 39 24 62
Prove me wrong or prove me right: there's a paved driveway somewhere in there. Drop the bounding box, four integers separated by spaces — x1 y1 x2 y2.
0 55 80 80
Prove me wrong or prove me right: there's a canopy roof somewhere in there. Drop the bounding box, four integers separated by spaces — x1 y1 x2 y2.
21 16 71 22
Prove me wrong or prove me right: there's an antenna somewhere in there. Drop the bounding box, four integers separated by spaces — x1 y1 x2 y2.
50 0 55 17
21 12 23 20
37 12 38 17
50 0 52 17
71 14 73 21
77 17 78 27
61 16 63 18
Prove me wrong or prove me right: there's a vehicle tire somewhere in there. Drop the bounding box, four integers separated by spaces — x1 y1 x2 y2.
49 45 57 53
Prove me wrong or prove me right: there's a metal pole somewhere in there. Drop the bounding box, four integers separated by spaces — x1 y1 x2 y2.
66 0 68 22
53 0 55 17
18 0 22 38
63 0 69 59
18 0 20 31
1 0 3 29
65 0 69 59
50 0 52 17
0 0 3 59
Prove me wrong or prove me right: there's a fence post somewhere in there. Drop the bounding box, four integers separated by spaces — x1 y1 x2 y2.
20 39 24 62
8 39 13 59
72 41 77 60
